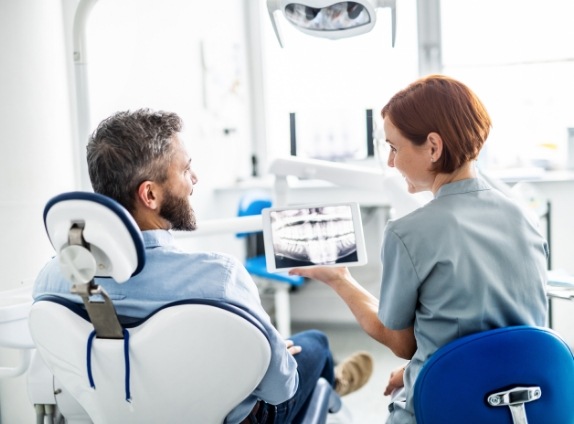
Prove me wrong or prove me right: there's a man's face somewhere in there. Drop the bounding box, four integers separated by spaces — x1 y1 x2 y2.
159 136 198 231
160 186 196 231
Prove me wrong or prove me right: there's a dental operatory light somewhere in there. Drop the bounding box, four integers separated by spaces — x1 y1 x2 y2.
267 0 396 47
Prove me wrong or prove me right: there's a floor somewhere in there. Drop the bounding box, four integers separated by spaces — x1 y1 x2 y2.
292 321 405 424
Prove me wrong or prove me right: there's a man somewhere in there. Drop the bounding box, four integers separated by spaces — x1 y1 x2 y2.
34 108 373 423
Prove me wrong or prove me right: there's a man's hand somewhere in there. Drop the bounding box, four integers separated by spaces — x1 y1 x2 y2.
286 339 302 355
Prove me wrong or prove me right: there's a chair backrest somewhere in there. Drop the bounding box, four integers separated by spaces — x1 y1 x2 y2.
413 325 574 424
29 296 271 424
32 191 272 423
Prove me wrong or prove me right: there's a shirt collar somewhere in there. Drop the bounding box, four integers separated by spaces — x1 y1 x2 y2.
434 177 491 199
142 229 175 248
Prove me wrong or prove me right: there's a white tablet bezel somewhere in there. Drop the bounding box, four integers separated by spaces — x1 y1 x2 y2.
261 202 367 273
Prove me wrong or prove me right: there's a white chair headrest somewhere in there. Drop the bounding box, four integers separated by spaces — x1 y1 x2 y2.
43 192 145 283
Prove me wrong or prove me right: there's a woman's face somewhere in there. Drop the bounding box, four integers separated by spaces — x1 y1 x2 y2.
383 117 434 194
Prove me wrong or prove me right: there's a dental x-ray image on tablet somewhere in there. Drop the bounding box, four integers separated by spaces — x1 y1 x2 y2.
262 202 367 272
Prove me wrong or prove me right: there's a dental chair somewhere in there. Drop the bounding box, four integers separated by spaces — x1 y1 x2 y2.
236 190 304 337
28 191 342 423
413 325 574 424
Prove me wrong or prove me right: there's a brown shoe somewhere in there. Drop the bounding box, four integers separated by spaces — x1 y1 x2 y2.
334 351 374 396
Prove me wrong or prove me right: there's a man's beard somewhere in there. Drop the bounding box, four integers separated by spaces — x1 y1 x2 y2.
159 188 197 231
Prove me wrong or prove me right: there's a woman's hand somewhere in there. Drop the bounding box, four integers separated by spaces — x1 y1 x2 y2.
384 364 407 396
289 266 352 288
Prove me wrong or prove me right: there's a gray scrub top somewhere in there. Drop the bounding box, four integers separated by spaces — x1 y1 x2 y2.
378 177 549 424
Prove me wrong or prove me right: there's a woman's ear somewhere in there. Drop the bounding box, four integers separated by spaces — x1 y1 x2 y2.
427 132 443 162
136 181 160 211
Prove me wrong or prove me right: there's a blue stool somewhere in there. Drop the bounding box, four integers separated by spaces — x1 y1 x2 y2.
413 325 574 424
237 191 304 336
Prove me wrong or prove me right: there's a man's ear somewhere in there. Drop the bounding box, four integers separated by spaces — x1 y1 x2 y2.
427 132 443 162
136 181 161 210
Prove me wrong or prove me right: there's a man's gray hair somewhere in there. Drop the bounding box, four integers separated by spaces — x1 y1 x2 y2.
87 108 183 213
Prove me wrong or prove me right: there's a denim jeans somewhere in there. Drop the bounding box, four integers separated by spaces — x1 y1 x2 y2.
246 330 335 424
245 329 336 424
275 329 336 424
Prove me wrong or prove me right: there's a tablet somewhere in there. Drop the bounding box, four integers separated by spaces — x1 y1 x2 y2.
262 202 367 272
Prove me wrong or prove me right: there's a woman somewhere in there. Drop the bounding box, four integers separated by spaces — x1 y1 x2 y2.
289 74 548 423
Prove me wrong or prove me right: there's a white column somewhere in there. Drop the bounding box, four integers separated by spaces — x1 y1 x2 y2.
416 0 443 76
0 0 77 421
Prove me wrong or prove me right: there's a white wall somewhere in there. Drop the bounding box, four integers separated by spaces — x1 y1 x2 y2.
0 0 76 291
86 0 254 244
0 0 77 421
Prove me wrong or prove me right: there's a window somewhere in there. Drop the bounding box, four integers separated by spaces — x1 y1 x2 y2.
258 0 419 166
441 0 574 170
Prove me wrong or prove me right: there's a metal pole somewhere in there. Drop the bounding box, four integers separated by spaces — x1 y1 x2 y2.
73 0 99 190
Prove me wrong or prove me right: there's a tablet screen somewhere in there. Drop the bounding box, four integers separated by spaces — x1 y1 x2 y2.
262 202 367 272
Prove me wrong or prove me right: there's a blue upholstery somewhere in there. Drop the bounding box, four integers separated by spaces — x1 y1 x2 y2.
236 191 304 287
33 294 269 334
237 192 272 238
245 256 304 286
413 325 574 424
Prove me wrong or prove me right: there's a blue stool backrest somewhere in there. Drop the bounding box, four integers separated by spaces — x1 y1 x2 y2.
236 191 272 240
413 325 574 424
238 195 272 218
